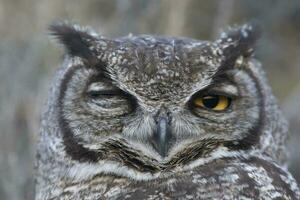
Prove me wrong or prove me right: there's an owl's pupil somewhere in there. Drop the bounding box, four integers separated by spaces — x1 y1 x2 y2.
202 96 219 108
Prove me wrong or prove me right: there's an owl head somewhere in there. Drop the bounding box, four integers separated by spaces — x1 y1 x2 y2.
48 22 286 177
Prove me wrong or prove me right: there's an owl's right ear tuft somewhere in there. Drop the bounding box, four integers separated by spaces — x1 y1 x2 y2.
49 21 99 63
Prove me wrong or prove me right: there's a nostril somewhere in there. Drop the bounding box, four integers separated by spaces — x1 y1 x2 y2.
154 107 172 123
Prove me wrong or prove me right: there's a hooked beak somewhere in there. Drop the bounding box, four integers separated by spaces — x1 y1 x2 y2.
152 117 172 157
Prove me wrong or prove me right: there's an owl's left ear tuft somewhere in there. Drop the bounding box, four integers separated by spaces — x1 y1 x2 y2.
49 21 99 64
217 22 261 59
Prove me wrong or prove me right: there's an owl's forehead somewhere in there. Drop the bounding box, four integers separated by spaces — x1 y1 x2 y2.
110 35 224 71
106 36 224 101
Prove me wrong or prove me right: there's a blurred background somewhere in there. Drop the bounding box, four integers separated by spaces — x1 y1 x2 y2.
1 0 300 199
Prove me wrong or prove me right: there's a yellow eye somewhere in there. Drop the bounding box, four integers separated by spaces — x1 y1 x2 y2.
193 95 231 111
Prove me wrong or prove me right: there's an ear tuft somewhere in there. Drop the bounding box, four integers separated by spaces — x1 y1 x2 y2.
215 22 261 71
217 22 261 58
49 21 99 61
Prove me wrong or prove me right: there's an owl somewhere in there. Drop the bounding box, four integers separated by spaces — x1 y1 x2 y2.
35 21 300 199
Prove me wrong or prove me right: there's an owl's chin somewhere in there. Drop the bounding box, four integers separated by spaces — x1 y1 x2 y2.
65 133 248 174
66 138 245 181
65 146 247 182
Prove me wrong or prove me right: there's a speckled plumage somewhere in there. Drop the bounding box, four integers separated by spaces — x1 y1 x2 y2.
35 22 299 199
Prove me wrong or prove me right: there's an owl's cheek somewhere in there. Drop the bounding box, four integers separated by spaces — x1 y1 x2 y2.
184 104 258 138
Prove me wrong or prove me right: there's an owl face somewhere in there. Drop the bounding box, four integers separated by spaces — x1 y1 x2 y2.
53 23 262 170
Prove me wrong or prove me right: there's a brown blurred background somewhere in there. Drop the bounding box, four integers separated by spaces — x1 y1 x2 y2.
1 0 300 199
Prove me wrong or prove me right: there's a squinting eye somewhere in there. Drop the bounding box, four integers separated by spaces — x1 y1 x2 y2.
193 95 231 111
87 90 121 99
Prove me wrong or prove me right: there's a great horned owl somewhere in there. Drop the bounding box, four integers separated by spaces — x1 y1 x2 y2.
35 22 300 199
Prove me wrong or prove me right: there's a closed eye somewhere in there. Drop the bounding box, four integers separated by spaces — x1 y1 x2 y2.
86 81 137 114
87 89 124 98
86 81 126 98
